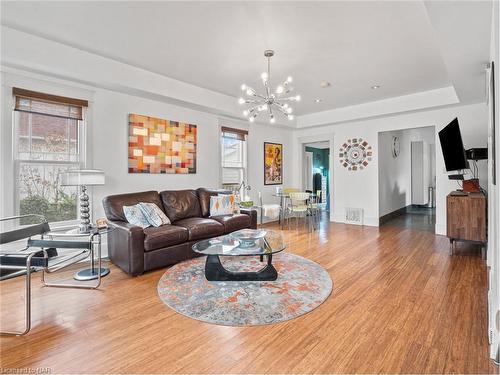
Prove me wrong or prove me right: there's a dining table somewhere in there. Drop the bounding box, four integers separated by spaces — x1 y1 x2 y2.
272 192 317 228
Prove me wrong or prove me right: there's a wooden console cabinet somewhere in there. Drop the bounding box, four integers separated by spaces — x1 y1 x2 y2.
447 192 487 256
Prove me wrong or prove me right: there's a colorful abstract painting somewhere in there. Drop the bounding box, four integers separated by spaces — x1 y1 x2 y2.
128 114 197 174
264 142 283 185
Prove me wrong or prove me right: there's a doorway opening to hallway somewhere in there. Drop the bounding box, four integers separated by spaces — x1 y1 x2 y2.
303 141 331 220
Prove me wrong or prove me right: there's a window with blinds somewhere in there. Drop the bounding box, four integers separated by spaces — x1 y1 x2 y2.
13 87 88 224
221 126 248 189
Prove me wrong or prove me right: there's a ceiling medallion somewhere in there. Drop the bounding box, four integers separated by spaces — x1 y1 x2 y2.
239 50 301 123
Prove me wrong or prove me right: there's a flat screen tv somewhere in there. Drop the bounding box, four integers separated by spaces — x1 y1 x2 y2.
438 118 468 172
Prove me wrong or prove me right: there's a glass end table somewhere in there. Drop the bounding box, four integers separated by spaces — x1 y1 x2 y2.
192 230 285 281
48 225 113 281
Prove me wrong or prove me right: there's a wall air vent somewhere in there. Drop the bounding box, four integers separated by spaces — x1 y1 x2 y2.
345 208 364 225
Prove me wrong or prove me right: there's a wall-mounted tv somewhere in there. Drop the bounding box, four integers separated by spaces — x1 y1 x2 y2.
438 118 468 172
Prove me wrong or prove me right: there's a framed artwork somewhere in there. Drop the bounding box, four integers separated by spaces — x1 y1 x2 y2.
339 137 373 171
128 113 197 174
264 142 283 185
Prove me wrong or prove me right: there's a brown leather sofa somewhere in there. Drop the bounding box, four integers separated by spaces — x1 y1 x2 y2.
102 188 257 275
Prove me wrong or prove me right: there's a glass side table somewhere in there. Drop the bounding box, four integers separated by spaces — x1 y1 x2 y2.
45 226 113 281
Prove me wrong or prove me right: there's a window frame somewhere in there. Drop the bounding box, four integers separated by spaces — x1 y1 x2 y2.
220 127 248 190
12 105 86 227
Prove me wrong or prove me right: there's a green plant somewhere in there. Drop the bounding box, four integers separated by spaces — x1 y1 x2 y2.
20 193 77 224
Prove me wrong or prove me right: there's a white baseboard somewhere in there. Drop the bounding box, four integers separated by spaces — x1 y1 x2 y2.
435 223 446 236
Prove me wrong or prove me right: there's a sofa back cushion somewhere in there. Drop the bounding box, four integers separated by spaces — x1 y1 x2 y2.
102 191 164 222
197 188 232 217
160 190 201 222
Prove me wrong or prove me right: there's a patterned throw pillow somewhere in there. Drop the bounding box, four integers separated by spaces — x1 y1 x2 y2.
209 194 235 216
138 202 171 227
123 205 151 228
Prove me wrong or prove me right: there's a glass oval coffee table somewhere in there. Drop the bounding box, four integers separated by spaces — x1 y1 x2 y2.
192 230 285 281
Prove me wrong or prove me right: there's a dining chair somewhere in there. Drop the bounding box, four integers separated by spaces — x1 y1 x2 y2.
283 187 300 194
258 192 281 226
309 193 321 229
287 192 311 230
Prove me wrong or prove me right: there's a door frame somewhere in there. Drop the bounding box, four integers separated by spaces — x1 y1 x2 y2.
304 151 313 191
297 133 334 221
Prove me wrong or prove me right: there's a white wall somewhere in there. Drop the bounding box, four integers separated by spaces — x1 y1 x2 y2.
0 73 293 224
292 103 488 233
0 25 294 224
91 88 218 219
378 126 436 216
487 0 500 361
91 88 293 220
378 130 407 217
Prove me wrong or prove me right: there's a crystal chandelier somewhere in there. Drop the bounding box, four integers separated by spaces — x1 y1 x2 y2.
239 50 301 123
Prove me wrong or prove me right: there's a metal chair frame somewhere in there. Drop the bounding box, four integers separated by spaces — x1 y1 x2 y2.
287 192 312 231
1 215 103 336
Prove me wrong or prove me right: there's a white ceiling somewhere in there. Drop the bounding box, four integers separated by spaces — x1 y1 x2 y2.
0 1 492 117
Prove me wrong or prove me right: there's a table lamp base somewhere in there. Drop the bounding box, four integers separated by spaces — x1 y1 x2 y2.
74 267 110 281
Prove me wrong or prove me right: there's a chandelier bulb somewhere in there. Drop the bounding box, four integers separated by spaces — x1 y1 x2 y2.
241 84 247 91
287 107 293 114
261 72 268 81
276 85 284 94
249 117 255 123
246 88 255 96
238 97 245 104
295 95 301 101
270 117 276 124
243 110 249 116
288 115 294 120
287 76 293 83
283 103 288 108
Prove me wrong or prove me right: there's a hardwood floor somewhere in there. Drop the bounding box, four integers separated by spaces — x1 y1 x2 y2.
1 219 497 373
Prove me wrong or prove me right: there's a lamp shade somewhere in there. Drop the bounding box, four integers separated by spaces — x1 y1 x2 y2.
60 169 105 186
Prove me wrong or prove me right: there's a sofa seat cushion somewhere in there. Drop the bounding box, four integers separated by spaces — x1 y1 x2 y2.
143 225 189 252
174 217 224 241
211 214 251 233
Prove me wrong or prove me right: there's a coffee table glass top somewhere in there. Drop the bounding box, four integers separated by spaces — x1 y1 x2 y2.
192 230 285 256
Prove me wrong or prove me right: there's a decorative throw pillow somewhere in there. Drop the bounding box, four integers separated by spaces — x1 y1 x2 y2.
138 202 171 227
123 205 151 228
209 194 235 216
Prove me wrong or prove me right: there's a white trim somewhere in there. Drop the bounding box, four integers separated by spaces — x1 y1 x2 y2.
296 132 334 222
297 86 460 128
2 72 94 225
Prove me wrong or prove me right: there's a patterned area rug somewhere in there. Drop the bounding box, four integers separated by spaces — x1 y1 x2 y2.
157 253 333 326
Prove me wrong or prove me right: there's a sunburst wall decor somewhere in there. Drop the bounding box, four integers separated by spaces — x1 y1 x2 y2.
339 138 373 171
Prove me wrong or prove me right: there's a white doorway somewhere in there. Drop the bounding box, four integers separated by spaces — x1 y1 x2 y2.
378 126 436 232
304 151 313 191
303 141 331 213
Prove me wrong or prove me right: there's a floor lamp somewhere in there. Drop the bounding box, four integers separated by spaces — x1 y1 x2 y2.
60 169 109 280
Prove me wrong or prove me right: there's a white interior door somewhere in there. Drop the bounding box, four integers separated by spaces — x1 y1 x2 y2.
304 151 313 191
411 141 430 205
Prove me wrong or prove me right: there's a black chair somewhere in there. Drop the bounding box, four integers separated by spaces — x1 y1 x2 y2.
1 215 102 336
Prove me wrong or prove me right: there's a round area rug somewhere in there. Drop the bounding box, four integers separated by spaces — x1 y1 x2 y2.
157 253 333 326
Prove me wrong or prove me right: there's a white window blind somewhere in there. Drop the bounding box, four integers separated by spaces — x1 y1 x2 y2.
220 126 248 188
13 88 87 224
